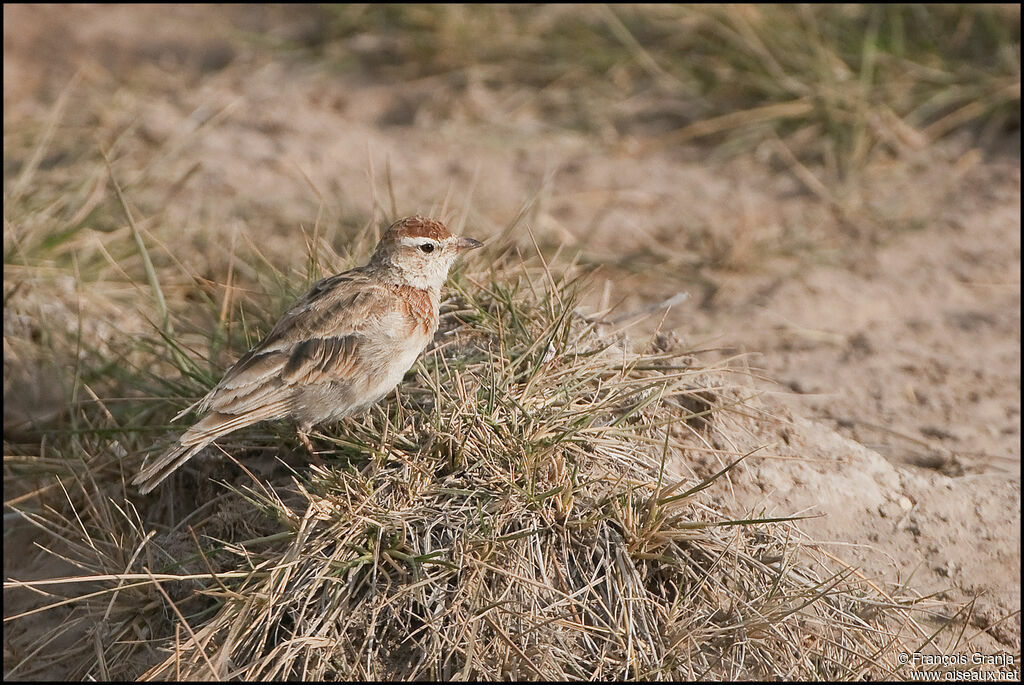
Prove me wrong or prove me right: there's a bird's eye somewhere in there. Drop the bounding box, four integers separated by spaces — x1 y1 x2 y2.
419 243 435 254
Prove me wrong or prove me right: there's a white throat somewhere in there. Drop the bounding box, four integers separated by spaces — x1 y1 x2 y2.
380 257 452 291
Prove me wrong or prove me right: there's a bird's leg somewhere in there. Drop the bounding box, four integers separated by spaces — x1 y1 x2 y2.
296 427 324 467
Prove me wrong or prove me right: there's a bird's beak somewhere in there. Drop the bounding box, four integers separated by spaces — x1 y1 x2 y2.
455 236 484 252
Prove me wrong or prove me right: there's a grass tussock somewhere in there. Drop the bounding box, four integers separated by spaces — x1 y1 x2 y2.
4 6 1015 677
5 214 910 679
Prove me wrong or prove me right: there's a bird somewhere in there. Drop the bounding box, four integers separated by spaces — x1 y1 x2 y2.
132 216 483 494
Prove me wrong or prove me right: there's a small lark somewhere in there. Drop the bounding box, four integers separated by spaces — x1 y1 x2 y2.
133 216 482 493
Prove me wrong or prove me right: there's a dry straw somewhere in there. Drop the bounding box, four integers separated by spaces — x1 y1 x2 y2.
6 241 909 679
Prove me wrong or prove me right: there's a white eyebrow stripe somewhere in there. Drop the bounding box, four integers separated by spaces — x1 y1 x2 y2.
400 236 439 247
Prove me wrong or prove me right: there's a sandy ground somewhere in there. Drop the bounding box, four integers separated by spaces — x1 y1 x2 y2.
4 4 1020 671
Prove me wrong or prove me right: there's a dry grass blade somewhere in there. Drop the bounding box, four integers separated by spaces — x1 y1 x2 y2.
4 5 1016 679
102 151 170 334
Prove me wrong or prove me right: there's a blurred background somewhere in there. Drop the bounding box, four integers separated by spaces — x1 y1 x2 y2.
4 4 1021 675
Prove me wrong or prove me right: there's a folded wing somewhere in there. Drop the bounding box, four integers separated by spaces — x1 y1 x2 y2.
133 270 390 493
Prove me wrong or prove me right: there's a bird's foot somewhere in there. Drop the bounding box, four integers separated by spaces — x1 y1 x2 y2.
297 429 324 467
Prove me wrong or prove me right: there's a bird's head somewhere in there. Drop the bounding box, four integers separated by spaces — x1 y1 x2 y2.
371 216 483 290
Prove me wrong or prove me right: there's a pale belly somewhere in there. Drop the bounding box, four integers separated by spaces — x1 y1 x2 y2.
292 330 431 429
359 335 429 408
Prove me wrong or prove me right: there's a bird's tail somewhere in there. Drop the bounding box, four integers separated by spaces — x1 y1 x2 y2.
133 404 291 494
132 440 210 494
132 411 237 494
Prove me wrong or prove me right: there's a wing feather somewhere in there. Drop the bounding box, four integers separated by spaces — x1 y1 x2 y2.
199 270 388 415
